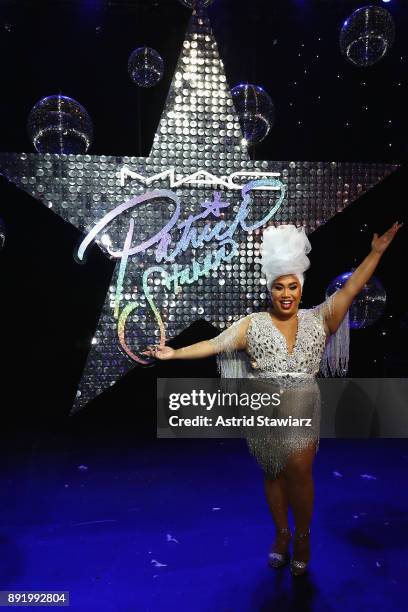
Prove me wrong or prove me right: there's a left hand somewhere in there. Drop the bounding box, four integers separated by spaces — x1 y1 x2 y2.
371 221 403 255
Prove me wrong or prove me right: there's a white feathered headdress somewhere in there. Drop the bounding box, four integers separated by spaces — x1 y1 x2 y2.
260 224 311 290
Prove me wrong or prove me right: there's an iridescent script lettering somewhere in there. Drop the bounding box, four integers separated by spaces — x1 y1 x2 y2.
77 178 286 363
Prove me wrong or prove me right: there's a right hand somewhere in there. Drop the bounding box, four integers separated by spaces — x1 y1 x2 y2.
371 221 403 254
141 344 176 361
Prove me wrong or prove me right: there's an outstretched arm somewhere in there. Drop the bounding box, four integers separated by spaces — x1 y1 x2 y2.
325 222 402 334
142 314 252 361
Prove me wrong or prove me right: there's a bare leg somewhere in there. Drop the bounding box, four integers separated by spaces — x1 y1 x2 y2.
265 472 291 556
265 471 289 529
283 440 318 564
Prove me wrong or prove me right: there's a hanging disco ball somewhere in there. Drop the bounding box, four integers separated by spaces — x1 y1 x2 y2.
231 84 274 146
340 5 395 67
326 272 387 329
128 47 164 88
178 0 215 8
0 218 6 251
27 95 93 154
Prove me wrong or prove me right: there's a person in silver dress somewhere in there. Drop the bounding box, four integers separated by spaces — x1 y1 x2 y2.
143 221 402 576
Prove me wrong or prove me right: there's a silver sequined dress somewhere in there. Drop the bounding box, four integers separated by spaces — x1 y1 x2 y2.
208 293 349 479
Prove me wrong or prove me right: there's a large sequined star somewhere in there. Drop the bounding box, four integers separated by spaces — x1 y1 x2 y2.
0 8 399 413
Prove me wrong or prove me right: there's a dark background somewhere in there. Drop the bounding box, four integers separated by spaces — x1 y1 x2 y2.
0 0 407 445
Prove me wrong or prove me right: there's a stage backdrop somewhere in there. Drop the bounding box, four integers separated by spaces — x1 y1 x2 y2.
0 8 399 413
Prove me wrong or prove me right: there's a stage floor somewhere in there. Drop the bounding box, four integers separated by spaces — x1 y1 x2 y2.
1 436 407 611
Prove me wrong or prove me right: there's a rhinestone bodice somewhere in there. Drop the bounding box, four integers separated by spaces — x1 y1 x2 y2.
245 309 327 378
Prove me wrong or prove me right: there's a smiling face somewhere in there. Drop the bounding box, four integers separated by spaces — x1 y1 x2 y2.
270 274 302 317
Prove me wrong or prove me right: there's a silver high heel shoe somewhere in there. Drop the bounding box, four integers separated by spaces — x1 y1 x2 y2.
268 527 292 568
290 528 310 576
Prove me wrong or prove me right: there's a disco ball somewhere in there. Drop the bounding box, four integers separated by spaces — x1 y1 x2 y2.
178 0 215 8
27 95 93 154
340 5 395 67
128 47 164 88
231 84 274 146
326 272 387 329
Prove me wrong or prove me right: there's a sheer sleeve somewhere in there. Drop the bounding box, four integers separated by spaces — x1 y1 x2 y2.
208 315 254 378
312 290 350 377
